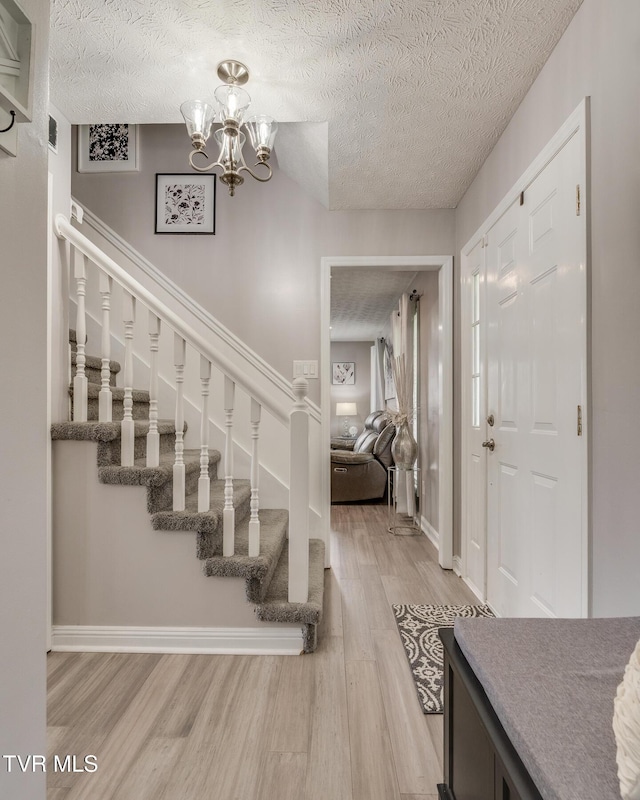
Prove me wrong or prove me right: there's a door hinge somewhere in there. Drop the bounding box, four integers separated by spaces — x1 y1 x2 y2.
519 191 525 206
576 184 581 216
577 405 583 436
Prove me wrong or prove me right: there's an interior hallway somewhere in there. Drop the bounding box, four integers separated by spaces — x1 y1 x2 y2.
46 504 478 800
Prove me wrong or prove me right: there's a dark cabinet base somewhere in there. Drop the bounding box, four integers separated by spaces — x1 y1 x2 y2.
439 629 542 800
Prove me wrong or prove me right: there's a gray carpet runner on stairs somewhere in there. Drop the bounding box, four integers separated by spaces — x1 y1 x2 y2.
53 334 325 652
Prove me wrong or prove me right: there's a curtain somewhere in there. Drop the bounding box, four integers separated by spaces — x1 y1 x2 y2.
371 338 386 412
390 292 420 518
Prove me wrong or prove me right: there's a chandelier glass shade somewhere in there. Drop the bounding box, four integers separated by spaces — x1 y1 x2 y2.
181 60 278 196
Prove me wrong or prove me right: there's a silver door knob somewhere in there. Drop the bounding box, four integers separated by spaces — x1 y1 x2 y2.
482 439 495 451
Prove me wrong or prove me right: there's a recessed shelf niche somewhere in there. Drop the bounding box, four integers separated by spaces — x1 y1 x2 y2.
0 0 33 123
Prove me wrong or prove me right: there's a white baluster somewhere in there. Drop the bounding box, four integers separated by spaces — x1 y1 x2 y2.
173 335 186 511
72 250 88 422
98 271 113 422
249 398 261 557
146 313 161 468
223 377 235 557
121 291 136 466
288 377 309 603
198 356 212 513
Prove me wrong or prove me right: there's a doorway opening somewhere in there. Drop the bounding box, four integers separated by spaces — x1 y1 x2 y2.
320 256 453 569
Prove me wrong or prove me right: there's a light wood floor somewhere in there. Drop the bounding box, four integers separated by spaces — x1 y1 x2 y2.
47 504 478 800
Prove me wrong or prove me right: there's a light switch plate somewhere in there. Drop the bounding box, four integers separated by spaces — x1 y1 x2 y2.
293 360 318 379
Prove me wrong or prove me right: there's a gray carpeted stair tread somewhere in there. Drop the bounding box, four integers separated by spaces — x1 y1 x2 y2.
99 449 221 488
255 539 325 625
151 479 251 532
203 509 288 584
51 420 178 442
69 328 77 344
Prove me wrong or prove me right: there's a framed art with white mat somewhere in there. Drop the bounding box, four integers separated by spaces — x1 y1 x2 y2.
78 124 139 172
155 173 216 235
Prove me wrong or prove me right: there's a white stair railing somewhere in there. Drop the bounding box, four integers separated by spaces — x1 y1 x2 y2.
288 377 310 602
248 398 261 557
98 272 113 422
146 312 161 467
198 356 211 513
72 250 88 422
121 291 136 466
55 211 311 603
223 376 235 557
173 334 186 512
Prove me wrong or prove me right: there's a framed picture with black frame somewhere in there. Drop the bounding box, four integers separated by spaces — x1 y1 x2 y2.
77 124 139 172
155 173 216 235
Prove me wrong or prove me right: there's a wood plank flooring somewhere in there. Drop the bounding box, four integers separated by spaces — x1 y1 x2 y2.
47 503 478 799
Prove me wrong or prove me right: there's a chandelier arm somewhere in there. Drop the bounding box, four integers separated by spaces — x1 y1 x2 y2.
237 161 273 183
188 149 224 174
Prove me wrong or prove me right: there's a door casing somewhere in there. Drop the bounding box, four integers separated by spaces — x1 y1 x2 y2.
320 255 454 569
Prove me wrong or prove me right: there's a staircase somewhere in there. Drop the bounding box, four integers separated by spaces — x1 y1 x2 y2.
51 213 325 654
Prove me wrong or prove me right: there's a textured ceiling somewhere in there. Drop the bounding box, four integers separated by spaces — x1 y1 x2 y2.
331 269 418 341
49 0 582 210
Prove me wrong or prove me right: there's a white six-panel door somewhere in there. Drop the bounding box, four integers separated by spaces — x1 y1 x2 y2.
462 104 588 618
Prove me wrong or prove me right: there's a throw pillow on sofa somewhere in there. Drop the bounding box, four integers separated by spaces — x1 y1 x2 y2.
613 637 640 800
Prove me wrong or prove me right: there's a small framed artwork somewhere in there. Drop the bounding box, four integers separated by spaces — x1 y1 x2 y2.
155 173 216 235
77 124 139 172
332 362 355 385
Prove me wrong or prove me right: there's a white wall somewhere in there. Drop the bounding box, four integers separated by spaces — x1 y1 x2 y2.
48 104 72 423
0 0 50 797
71 124 456 407
414 272 439 532
330 341 372 437
454 0 640 616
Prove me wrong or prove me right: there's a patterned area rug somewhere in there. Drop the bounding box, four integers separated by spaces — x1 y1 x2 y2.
393 604 494 714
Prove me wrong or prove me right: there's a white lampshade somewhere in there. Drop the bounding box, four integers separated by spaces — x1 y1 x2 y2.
336 402 357 416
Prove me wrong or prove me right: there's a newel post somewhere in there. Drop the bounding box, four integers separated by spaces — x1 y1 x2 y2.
288 376 309 603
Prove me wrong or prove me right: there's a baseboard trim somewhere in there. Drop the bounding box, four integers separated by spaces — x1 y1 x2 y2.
421 516 440 549
462 576 486 604
452 555 463 577
51 625 304 655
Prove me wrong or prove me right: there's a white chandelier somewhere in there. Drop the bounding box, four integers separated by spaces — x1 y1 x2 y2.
180 60 278 197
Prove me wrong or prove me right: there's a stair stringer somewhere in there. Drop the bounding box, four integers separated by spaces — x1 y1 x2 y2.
69 207 323 540
51 438 305 654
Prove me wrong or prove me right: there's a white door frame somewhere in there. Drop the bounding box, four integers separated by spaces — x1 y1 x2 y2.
460 98 590 614
320 255 454 570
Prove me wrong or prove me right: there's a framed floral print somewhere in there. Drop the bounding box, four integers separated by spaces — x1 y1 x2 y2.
332 362 355 385
155 174 216 235
77 124 139 172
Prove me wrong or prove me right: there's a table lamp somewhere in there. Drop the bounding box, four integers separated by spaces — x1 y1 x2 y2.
336 402 358 438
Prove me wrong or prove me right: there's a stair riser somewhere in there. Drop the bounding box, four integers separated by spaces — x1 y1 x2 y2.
147 460 220 514
246 521 286 603
98 432 176 467
82 365 116 386
72 361 119 387
84 397 150 422
196 498 251 560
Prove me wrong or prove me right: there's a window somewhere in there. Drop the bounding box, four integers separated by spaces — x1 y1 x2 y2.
471 271 480 428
